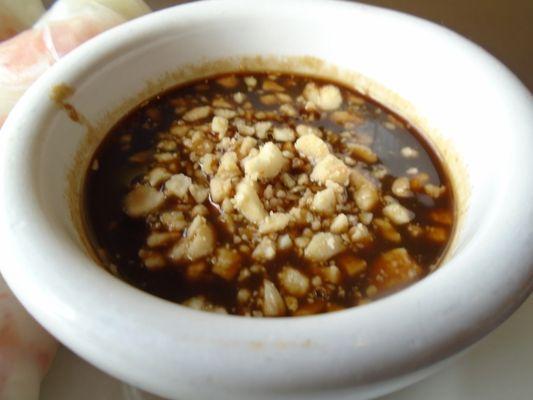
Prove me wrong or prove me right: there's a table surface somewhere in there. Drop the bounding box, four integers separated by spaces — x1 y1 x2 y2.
146 0 533 90
358 0 532 91
39 1 532 399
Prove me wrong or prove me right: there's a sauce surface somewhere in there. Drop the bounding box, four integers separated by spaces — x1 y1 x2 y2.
84 72 454 316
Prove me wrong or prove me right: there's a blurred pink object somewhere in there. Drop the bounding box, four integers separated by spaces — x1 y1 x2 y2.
0 0 151 126
0 0 45 40
0 277 56 400
0 1 151 399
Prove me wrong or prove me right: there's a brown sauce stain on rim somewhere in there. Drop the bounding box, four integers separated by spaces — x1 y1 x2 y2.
65 55 468 275
50 84 81 123
53 84 101 264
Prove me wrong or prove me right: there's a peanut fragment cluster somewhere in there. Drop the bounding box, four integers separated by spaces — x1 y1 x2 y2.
94 72 452 317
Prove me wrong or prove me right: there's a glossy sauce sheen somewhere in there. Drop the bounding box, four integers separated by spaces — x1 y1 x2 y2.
84 72 454 316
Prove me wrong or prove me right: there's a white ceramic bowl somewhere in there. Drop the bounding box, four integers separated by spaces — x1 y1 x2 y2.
1 1 532 399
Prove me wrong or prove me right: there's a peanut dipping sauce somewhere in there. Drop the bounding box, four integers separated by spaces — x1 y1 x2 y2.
84 72 454 317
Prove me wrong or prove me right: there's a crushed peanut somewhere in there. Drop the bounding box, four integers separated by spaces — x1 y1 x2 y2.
243 142 286 181
303 82 343 111
124 185 164 217
311 154 351 186
86 72 453 317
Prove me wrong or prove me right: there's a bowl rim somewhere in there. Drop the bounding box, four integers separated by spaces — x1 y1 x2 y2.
0 0 532 394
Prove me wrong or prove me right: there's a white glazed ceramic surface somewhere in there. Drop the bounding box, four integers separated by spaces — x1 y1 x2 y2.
0 1 532 400
41 295 533 400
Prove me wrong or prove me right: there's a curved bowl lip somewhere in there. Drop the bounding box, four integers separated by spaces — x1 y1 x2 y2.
0 0 532 392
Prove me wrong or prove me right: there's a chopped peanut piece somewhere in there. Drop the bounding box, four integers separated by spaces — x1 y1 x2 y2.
369 248 423 292
425 226 448 243
273 127 296 142
401 146 419 158
212 248 242 280
279 266 309 297
183 296 227 314
243 142 286 181
392 177 413 198
189 184 209 203
276 93 292 103
183 106 211 121
311 188 337 215
235 119 255 136
354 184 378 211
337 253 367 277
139 250 166 270
321 265 341 284
285 296 298 312
124 186 165 217
216 152 241 179
260 94 278 105
407 223 424 238
311 154 350 186
263 280 286 316
147 232 179 248
279 104 297 116
325 179 344 193
282 173 296 188
212 98 232 108
429 209 453 225
259 212 291 234
424 184 446 198
254 121 272 139
199 153 217 175
221 198 234 213
214 108 237 119
348 143 378 163
210 176 233 203
147 167 171 187
359 211 373 225
216 75 239 88
295 134 329 162
296 124 321 137
191 204 209 217
186 215 216 261
238 137 258 159
170 124 189 137
263 79 285 92
160 211 187 231
349 168 371 187
252 237 276 261
186 261 207 281
383 203 414 225
211 116 228 137
410 173 430 191
244 76 257 88
165 174 192 200
303 83 343 111
304 232 345 262
233 180 267 224
330 213 349 233
277 234 293 250
168 238 188 262
233 92 246 104
237 288 251 303
330 111 362 125
374 218 401 243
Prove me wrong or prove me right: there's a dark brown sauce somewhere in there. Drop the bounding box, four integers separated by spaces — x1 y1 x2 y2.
84 72 454 316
